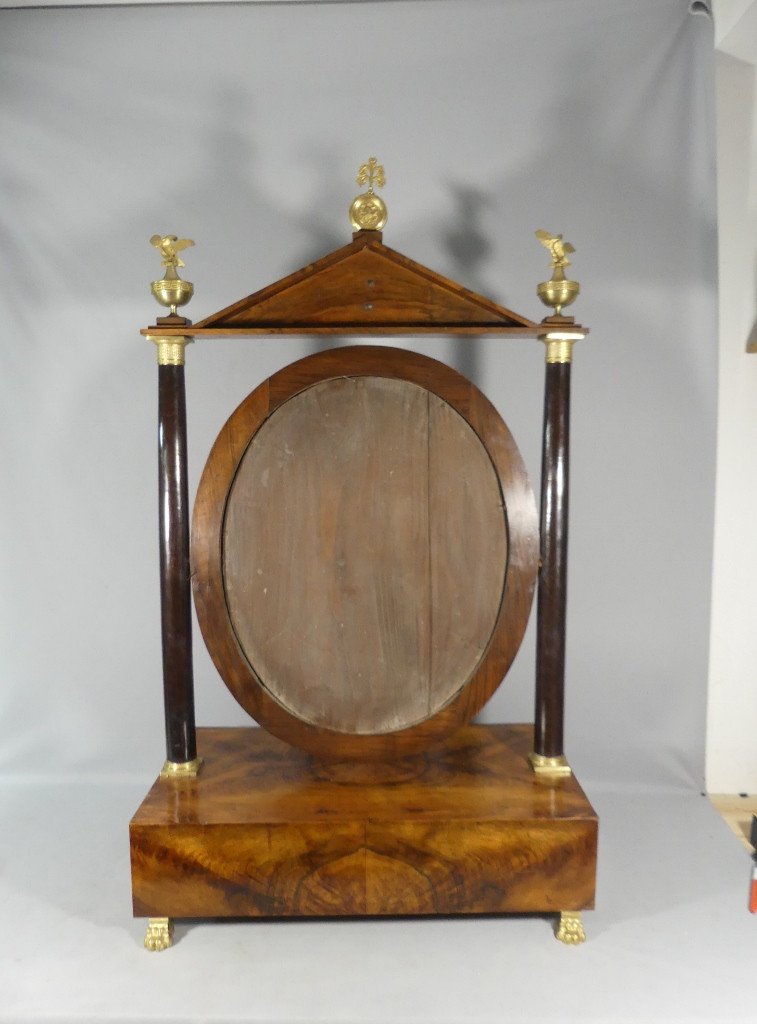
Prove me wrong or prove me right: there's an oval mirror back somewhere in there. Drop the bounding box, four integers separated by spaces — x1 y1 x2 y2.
192 346 539 759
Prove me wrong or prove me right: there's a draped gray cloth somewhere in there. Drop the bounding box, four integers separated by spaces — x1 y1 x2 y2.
0 0 716 787
0 5 741 1024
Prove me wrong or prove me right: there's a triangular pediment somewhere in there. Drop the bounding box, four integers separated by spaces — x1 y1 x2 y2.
193 232 537 334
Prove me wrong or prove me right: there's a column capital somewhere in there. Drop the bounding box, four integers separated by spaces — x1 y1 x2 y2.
148 335 193 366
538 329 586 364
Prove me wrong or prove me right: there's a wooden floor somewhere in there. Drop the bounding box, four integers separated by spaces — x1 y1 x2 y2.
709 794 757 852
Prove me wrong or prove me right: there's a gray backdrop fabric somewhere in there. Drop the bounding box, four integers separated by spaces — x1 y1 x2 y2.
3 6 741 1023
0 0 716 789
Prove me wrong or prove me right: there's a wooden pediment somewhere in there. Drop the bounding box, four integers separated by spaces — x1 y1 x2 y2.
190 231 538 336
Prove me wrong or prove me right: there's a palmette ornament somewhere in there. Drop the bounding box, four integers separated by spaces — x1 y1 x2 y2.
349 157 388 231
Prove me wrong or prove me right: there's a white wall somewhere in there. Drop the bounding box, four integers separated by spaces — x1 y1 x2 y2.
707 2 757 791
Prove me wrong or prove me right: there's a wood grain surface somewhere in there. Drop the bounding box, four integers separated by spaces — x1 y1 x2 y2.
157 364 197 764
223 376 507 734
187 231 538 334
130 724 598 919
140 236 589 338
535 361 571 757
192 347 539 759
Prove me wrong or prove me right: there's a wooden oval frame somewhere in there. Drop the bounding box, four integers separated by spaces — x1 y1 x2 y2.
192 346 539 759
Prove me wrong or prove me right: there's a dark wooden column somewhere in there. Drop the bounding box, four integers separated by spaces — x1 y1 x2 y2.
534 358 570 759
153 335 200 773
532 331 581 774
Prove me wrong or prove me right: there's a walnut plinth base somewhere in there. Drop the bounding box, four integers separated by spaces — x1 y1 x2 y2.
130 725 597 941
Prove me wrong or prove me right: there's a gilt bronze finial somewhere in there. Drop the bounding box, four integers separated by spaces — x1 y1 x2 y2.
150 234 195 316
535 229 580 317
536 230 574 270
350 157 387 231
150 234 194 269
357 157 385 192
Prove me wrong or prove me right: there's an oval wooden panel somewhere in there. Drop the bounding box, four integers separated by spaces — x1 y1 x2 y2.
223 376 507 734
192 346 539 759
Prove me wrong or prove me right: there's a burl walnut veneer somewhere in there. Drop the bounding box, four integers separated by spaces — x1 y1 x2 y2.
131 725 597 919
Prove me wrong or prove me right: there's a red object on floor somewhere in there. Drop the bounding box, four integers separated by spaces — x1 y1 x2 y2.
750 865 757 914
